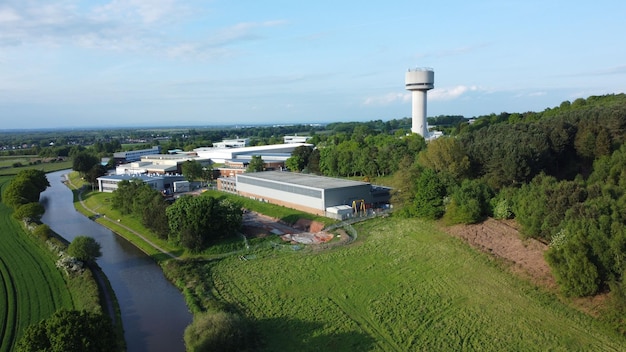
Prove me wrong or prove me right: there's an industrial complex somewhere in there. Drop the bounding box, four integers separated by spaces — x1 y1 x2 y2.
97 138 391 219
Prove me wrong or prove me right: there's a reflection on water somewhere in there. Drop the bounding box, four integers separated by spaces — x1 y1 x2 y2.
40 170 191 352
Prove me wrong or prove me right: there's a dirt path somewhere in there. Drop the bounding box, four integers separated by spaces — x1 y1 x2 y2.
442 218 557 289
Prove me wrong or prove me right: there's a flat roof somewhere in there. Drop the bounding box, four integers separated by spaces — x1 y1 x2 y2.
237 171 369 190
98 174 184 182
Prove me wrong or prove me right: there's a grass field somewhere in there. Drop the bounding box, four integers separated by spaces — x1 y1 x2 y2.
0 158 72 176
0 176 74 352
208 217 626 351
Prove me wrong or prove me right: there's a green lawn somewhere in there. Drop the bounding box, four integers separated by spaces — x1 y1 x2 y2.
208 217 626 351
0 176 74 352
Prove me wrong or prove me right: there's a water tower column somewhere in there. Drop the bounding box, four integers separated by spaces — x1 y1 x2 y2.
405 68 434 138
411 89 428 137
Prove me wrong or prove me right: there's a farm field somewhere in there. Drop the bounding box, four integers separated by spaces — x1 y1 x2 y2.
0 158 72 176
0 176 74 352
210 217 626 351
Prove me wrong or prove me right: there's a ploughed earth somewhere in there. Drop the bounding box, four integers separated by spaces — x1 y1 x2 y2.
442 218 556 289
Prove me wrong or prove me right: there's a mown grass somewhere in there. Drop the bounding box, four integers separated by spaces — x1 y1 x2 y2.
207 217 626 351
0 157 72 176
0 176 74 352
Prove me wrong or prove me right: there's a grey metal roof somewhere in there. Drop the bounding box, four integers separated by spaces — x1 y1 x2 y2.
237 171 369 190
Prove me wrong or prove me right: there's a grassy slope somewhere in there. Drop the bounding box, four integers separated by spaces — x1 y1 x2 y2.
210 217 626 351
0 176 74 352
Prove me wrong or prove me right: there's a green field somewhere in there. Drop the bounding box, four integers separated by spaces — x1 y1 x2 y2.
0 158 72 176
0 176 74 352
209 217 626 351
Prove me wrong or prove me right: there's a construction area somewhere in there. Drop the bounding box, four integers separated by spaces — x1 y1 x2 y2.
241 211 335 245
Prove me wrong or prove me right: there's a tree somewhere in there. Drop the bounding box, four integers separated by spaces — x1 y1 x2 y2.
286 145 313 172
12 202 45 222
166 195 242 252
72 151 100 176
417 137 470 180
3 179 40 209
68 236 102 262
246 155 264 173
15 169 50 193
85 164 107 186
412 168 447 219
182 160 203 181
17 309 118 352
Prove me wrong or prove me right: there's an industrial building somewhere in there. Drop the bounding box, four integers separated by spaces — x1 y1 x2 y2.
283 135 311 144
97 174 186 193
227 171 390 218
113 146 161 163
115 153 212 175
194 143 311 164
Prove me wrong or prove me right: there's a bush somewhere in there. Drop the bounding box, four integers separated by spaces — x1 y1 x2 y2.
16 309 118 352
67 236 102 263
184 311 257 352
33 224 52 240
443 179 493 225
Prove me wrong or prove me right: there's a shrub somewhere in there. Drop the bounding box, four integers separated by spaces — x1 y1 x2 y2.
184 311 257 352
33 224 52 240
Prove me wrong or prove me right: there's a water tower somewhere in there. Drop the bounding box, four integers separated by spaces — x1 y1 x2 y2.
405 68 434 137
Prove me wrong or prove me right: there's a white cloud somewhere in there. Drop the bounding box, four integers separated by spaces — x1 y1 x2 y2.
362 92 410 106
363 85 486 106
93 0 182 24
0 7 20 23
429 85 479 101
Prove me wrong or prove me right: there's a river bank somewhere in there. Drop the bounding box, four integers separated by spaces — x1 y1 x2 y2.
41 170 192 352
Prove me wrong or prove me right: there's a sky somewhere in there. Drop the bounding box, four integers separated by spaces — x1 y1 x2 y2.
0 0 625 129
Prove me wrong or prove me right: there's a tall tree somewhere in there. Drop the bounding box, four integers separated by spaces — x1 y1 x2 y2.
246 155 264 173
418 137 470 180
182 160 203 181
72 151 100 176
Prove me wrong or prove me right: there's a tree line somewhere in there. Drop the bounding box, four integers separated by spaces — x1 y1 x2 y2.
110 180 243 252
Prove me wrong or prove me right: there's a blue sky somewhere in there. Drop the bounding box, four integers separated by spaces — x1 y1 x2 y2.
1 0 624 129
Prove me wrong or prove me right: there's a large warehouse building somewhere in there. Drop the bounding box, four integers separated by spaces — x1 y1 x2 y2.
234 171 390 218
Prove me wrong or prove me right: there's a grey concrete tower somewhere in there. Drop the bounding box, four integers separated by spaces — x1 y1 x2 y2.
405 68 434 137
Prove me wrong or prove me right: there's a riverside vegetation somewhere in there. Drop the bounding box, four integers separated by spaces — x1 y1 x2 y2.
0 171 120 351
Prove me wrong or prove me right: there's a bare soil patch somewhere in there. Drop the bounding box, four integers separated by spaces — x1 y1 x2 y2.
442 218 557 289
242 212 334 244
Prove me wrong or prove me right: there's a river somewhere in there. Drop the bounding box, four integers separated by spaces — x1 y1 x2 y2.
40 170 192 352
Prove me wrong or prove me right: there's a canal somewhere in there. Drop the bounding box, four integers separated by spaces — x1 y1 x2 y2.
40 170 192 352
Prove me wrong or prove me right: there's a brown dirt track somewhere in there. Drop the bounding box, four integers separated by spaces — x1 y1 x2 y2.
442 218 557 289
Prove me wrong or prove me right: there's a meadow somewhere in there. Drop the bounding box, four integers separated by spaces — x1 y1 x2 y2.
0 156 72 176
0 176 74 352
208 217 626 351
